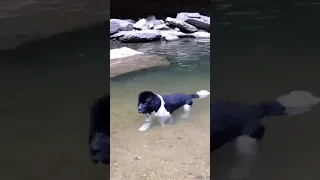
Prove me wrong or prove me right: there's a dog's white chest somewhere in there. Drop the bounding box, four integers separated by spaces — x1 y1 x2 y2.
152 94 171 117
153 106 171 117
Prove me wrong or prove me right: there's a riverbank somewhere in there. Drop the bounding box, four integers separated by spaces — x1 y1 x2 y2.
110 12 210 42
109 12 209 78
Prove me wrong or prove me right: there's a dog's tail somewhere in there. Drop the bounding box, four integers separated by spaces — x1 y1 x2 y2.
189 90 210 99
252 90 320 118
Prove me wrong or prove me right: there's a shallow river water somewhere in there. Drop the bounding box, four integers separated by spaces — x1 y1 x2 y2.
110 39 211 179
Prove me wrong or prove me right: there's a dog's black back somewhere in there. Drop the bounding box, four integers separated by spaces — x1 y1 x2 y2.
89 95 109 164
162 93 193 113
138 91 193 114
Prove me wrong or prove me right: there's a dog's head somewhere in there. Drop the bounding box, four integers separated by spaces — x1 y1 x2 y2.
138 91 157 114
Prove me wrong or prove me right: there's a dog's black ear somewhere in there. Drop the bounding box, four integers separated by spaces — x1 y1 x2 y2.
138 91 154 103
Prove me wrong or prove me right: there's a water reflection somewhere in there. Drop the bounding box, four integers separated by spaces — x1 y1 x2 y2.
0 24 108 180
212 3 320 180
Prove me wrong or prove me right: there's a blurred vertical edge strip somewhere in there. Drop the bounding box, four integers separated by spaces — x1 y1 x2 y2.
209 1 214 179
87 2 110 180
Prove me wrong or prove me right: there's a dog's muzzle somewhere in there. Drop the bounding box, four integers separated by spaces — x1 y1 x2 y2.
138 104 145 113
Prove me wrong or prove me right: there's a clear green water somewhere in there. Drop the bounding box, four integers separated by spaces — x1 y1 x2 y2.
110 39 210 132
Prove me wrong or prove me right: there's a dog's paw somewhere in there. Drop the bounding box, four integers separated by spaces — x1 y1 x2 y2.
138 122 151 131
180 113 189 119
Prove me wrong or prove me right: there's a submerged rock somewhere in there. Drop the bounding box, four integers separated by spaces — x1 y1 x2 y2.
110 50 170 78
110 47 143 59
165 17 197 33
119 30 161 42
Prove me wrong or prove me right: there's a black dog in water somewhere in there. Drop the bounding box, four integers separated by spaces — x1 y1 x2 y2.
89 95 109 165
211 91 320 178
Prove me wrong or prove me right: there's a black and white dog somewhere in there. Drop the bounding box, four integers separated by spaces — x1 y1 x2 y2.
88 95 109 165
137 90 210 131
211 90 320 178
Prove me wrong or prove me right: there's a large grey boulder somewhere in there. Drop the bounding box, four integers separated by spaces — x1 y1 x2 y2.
176 12 201 21
110 21 121 35
119 30 161 42
176 12 210 31
185 16 210 31
110 48 170 78
110 19 134 32
133 19 148 30
151 19 164 26
110 31 129 39
154 24 170 30
165 17 197 33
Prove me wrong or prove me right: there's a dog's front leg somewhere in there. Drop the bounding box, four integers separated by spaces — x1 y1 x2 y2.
157 115 172 128
138 115 152 131
229 135 258 179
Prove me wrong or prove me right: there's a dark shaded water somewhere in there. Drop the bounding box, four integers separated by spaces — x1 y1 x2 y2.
0 24 108 180
212 2 320 180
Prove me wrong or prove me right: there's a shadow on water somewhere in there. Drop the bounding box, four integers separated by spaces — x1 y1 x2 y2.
110 39 210 179
212 2 320 180
0 23 108 180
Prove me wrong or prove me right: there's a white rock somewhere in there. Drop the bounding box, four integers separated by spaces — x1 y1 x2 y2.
154 24 170 30
148 23 154 29
160 30 188 38
192 32 210 38
133 19 148 30
176 12 201 21
110 47 144 60
165 35 179 41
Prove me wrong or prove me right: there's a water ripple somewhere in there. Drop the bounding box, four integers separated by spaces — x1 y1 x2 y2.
110 39 210 72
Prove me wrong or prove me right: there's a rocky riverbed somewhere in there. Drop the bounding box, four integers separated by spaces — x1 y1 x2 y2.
110 12 210 42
